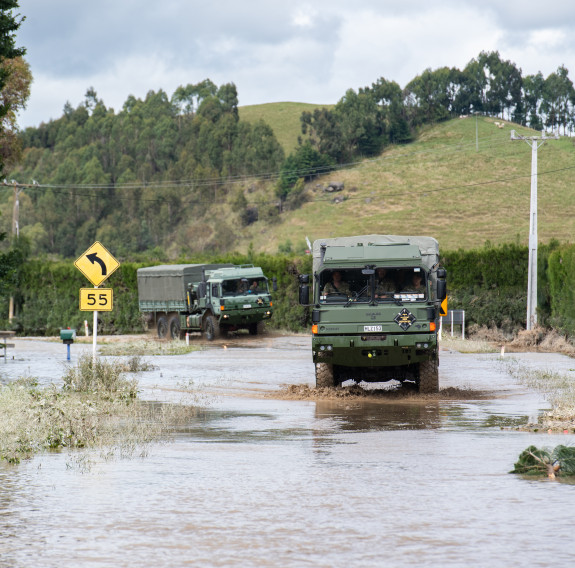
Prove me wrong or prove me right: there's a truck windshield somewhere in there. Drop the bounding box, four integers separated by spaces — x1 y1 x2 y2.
319 267 426 304
381 267 426 302
222 277 268 297
319 268 370 303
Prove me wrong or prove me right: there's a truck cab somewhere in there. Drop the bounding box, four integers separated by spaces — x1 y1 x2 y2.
300 235 446 392
201 266 274 338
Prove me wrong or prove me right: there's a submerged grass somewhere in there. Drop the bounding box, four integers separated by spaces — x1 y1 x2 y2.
0 354 202 465
503 359 575 426
98 339 200 357
439 335 498 354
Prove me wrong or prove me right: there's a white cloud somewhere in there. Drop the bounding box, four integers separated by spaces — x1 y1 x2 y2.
14 1 575 128
292 5 318 28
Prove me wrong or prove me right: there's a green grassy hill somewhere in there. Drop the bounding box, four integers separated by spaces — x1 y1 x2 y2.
231 113 575 254
239 101 333 154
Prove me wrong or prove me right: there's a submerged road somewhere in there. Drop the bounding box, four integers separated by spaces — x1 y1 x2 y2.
1 334 574 567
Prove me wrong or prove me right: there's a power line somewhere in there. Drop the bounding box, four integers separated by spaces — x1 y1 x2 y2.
3 162 575 209
1 129 571 209
2 130 514 193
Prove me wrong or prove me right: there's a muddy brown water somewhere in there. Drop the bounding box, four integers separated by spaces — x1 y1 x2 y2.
1 335 575 567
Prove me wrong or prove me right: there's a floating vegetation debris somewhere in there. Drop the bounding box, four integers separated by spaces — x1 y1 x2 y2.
511 445 575 479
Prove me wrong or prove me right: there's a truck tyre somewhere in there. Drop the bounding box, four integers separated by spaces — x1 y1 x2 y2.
168 314 181 340
248 321 265 335
204 315 220 341
157 315 168 339
315 363 336 388
419 359 439 394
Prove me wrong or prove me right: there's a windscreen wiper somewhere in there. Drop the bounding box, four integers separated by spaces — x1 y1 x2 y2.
344 285 369 307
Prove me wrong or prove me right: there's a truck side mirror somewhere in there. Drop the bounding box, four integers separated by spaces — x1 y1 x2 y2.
299 284 310 305
436 268 447 279
272 277 278 292
437 279 447 301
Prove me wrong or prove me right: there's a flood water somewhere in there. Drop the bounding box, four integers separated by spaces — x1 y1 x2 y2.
1 335 575 567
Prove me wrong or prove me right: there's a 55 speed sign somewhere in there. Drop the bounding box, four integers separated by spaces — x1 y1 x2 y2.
79 288 113 311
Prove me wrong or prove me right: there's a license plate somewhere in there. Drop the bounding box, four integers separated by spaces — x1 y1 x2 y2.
243 304 252 309
363 325 382 332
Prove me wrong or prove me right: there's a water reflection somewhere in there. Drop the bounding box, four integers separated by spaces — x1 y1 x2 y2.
174 408 315 443
315 400 442 431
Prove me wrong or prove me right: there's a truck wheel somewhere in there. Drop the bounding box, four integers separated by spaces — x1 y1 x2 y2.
168 315 181 340
419 359 439 394
248 321 265 335
157 315 168 339
204 315 220 341
315 363 336 388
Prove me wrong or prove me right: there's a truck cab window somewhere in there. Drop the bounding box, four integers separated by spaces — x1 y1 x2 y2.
211 284 219 298
222 278 269 297
319 268 369 303
391 268 427 301
247 278 268 294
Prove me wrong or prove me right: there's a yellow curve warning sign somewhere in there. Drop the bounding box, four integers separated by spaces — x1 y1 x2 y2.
74 241 120 286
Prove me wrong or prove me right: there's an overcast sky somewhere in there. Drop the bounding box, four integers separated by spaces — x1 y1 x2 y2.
14 0 575 128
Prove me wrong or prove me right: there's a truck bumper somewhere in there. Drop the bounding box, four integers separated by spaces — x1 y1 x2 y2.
220 308 273 326
312 332 437 367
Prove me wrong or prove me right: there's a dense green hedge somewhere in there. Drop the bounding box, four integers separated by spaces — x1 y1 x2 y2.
2 241 575 337
443 241 564 335
0 253 313 336
547 244 575 334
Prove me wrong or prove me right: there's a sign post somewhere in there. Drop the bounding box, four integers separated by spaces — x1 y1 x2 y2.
75 242 120 360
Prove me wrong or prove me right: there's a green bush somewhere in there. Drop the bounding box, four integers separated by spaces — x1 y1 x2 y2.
547 244 575 335
5 240 575 338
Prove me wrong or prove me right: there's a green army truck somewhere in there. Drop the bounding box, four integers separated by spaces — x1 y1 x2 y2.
298 235 447 393
138 263 275 340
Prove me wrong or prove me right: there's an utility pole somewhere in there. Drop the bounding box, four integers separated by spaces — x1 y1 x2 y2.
8 180 22 322
475 112 479 152
12 180 20 237
511 130 559 330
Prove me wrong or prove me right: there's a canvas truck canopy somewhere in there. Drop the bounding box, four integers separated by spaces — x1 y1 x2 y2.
137 264 233 302
312 235 440 273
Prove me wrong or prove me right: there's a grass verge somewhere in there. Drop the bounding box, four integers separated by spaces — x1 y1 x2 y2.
98 339 200 357
0 354 202 465
439 335 498 353
503 359 575 430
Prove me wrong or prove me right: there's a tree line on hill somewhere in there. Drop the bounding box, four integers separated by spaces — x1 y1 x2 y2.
1 50 575 262
278 51 575 197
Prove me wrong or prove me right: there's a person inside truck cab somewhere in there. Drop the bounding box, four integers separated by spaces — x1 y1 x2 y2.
322 271 350 295
375 268 395 298
409 272 424 291
236 279 248 294
248 280 259 293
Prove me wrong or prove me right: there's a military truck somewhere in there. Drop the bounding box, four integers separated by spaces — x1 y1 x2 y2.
298 235 447 393
138 264 274 340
